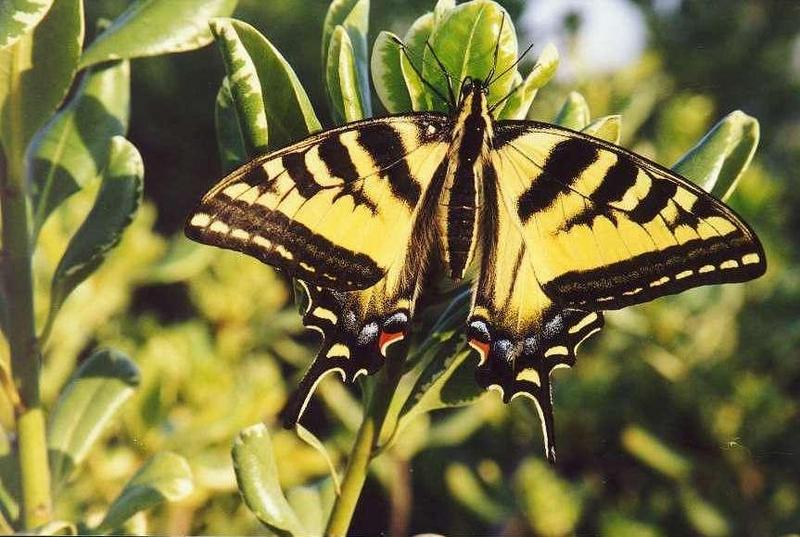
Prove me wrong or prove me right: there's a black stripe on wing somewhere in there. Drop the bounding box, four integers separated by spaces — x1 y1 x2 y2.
186 195 383 290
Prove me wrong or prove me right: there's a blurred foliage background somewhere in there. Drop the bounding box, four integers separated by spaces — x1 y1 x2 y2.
7 0 798 535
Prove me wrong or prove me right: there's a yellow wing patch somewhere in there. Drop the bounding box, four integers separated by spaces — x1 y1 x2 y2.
492 123 766 309
186 115 450 290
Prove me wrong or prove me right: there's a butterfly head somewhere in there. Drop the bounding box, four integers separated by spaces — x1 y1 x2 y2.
459 76 488 102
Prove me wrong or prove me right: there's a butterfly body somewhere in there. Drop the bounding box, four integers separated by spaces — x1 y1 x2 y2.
187 73 765 461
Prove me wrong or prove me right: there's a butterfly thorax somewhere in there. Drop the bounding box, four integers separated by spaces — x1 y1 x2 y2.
438 79 494 280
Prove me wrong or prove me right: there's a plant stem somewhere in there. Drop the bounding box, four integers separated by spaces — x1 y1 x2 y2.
325 350 406 537
1 142 52 527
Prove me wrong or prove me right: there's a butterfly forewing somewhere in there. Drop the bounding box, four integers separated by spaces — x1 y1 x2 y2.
491 121 766 310
186 114 450 291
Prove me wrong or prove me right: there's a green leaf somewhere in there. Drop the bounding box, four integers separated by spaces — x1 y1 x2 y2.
79 0 238 70
327 25 367 124
600 511 664 537
294 424 341 494
424 0 518 112
209 19 268 155
445 463 510 523
94 452 193 534
27 60 130 238
582 114 622 144
515 458 583 537
621 425 691 481
0 423 20 525
0 0 54 50
214 78 247 173
232 424 305 537
671 110 759 201
322 0 370 118
48 349 140 491
499 43 559 119
0 0 83 171
286 484 331 537
29 520 77 535
401 345 483 421
0 283 7 337
433 0 456 23
401 12 434 111
46 136 143 332
679 487 730 537
554 91 591 130
371 31 412 113
211 18 320 153
321 0 358 71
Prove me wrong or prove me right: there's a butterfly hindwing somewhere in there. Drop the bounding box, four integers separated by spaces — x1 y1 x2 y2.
279 280 411 425
186 114 450 291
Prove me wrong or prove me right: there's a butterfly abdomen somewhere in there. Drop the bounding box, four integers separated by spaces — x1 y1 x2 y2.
439 84 495 280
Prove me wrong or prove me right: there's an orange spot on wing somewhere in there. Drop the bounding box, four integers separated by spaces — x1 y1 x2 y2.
468 339 490 365
379 331 405 356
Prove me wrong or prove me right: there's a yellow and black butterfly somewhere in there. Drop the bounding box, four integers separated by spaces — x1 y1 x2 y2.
186 46 765 462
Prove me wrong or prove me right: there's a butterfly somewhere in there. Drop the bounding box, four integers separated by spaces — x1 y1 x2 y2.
186 47 765 462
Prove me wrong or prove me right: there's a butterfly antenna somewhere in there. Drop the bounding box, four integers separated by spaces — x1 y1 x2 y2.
484 13 506 85
425 41 457 106
487 43 538 114
487 41 535 89
391 35 453 112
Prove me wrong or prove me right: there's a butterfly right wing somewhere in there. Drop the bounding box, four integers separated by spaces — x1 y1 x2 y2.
186 114 450 290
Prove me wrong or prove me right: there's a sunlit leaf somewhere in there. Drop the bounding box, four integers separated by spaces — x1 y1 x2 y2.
286 485 329 537
214 78 247 173
29 520 77 535
48 349 140 491
445 463 510 523
424 0 518 112
0 0 82 170
680 487 731 537
582 114 622 144
209 19 268 155
0 423 19 525
46 137 143 333
554 91 590 130
672 110 759 200
326 25 367 123
295 424 341 494
499 42 559 120
79 0 238 69
600 511 664 537
371 31 412 113
515 458 583 537
232 424 305 537
621 425 691 481
27 60 130 238
94 452 193 534
401 12 434 111
434 0 456 23
322 0 370 119
0 0 54 50
211 18 320 152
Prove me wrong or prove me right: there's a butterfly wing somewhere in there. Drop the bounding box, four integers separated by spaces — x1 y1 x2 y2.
493 121 766 308
468 122 765 461
186 114 450 291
